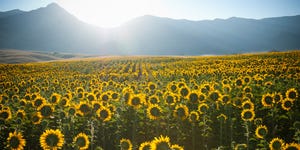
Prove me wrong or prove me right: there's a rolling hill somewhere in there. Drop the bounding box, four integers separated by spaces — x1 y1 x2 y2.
0 3 300 55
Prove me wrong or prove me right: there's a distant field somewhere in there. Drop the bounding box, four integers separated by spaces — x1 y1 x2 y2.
0 49 91 64
0 50 299 149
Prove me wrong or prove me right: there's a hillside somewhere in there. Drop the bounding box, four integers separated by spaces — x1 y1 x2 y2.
0 3 300 55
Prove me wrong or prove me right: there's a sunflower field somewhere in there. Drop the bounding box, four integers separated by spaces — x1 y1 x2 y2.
0 51 300 150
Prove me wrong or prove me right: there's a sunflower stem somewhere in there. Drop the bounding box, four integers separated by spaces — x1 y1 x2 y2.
192 123 195 150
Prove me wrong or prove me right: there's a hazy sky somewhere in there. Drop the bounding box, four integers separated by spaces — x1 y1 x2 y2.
1 0 300 27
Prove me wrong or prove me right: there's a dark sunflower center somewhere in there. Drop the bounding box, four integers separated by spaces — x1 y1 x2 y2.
80 104 90 114
258 128 267 136
142 145 151 150
288 91 296 99
51 96 58 103
150 107 160 117
200 105 208 112
149 84 156 90
112 93 118 99
243 103 251 109
100 110 109 119
236 80 243 86
265 96 273 105
210 92 219 101
88 95 95 101
121 141 130 149
46 134 59 147
244 111 253 119
284 101 292 108
60 99 67 105
166 96 174 104
102 95 109 101
40 106 52 117
189 93 198 103
17 112 24 118
222 96 229 103
156 141 170 150
190 114 197 121
32 115 40 122
9 136 20 148
150 97 158 104
131 97 141 106
199 95 205 101
180 88 189 97
69 108 76 115
271 140 282 149
0 111 9 119
76 137 86 147
176 108 186 118
34 99 43 107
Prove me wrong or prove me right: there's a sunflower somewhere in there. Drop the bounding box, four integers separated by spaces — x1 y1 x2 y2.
269 137 284 150
148 82 157 90
255 125 268 139
33 96 47 109
241 109 255 122
73 133 90 150
234 143 247 150
76 87 85 94
188 91 199 104
111 92 119 101
92 101 102 112
189 111 200 122
7 131 26 150
274 92 283 104
198 93 206 102
243 86 252 93
208 90 221 101
76 101 91 116
148 95 160 105
151 135 171 150
86 93 96 101
16 109 26 120
174 104 189 120
198 103 209 114
243 76 252 84
120 138 133 150
179 86 190 98
40 129 64 150
147 104 162 120
97 106 112 122
139 141 151 150
38 104 54 118
32 113 42 124
242 100 254 110
100 92 110 102
261 93 274 107
217 113 227 122
281 98 294 111
283 142 300 150
59 97 70 107
285 88 298 100
171 144 184 150
128 94 145 109
49 93 61 105
235 78 244 88
164 93 177 106
0 109 12 121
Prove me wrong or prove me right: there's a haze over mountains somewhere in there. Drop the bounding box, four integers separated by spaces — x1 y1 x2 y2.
0 3 300 55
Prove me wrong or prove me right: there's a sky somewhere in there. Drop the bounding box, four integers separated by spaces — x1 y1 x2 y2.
1 0 300 28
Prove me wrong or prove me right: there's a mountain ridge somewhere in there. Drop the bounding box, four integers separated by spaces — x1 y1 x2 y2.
0 3 300 55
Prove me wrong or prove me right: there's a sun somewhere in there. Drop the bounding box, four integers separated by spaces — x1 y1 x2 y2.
57 0 162 28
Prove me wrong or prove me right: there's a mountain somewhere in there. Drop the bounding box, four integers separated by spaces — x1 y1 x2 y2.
0 3 300 55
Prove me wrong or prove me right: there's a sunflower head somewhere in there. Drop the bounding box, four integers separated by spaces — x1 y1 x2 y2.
73 133 90 150
49 93 61 105
38 104 54 118
174 104 189 120
0 109 12 121
120 138 132 150
188 91 199 104
128 94 145 109
269 137 284 150
255 125 268 139
76 102 91 116
7 131 26 150
171 144 184 150
198 103 209 114
139 141 151 150
97 106 112 122
283 142 300 150
261 93 274 107
151 135 171 150
40 129 64 150
241 109 255 122
189 111 200 123
147 104 162 120
281 98 294 111
286 88 298 100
